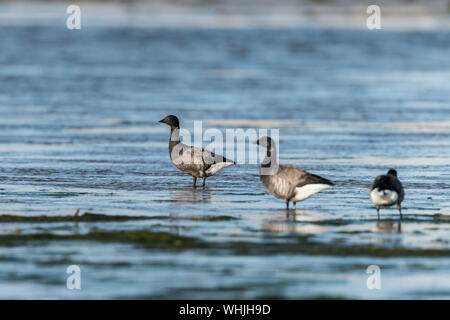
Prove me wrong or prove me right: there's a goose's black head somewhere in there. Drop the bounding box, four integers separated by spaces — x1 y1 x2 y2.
387 169 398 176
159 115 180 128
254 136 274 150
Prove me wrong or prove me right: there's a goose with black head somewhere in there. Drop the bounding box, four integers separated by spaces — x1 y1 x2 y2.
159 115 235 187
255 136 334 210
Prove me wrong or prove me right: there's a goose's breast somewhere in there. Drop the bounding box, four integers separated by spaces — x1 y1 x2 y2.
261 175 294 200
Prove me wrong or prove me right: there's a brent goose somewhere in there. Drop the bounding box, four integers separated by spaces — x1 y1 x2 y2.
159 115 235 187
255 136 334 210
370 169 404 219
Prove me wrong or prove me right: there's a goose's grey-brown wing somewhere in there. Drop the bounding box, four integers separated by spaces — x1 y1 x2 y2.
276 165 334 202
201 147 234 166
297 172 334 188
261 165 333 200
201 147 235 176
170 143 234 177
277 165 334 188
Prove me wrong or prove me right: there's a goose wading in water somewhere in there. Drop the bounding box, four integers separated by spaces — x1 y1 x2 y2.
159 115 235 187
370 169 404 219
254 136 334 210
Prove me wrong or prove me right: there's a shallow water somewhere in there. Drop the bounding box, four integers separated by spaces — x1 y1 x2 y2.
0 26 449 299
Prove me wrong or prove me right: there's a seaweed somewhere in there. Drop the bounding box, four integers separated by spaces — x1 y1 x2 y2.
0 212 237 223
0 230 208 250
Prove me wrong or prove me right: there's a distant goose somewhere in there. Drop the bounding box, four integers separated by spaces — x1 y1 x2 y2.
255 136 334 210
370 169 404 219
159 115 235 187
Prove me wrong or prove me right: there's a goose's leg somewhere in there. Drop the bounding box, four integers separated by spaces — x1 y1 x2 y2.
376 206 380 220
193 176 197 188
202 177 206 188
397 203 402 219
286 200 289 210
293 202 296 210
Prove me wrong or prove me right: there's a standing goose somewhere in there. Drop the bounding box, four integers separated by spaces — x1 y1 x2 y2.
255 136 334 210
370 169 404 219
159 115 235 187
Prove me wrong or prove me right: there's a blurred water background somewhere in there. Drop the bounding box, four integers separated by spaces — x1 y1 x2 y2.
0 0 449 299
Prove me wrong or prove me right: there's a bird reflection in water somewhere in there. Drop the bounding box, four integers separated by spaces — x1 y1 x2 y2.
262 210 327 234
169 189 212 206
375 220 402 234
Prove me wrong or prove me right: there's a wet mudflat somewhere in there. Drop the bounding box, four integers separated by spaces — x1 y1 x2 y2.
0 25 449 299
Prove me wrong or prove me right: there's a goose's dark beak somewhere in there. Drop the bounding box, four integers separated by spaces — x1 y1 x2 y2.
158 119 165 124
252 140 259 145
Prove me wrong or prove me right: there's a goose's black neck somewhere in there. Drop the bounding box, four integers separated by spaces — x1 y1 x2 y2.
168 127 180 152
169 126 180 142
261 146 278 174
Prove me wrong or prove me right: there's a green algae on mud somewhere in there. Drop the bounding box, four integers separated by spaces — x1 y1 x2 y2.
0 213 238 223
224 237 450 257
307 215 450 226
0 229 449 257
0 213 148 223
434 214 450 222
0 230 207 249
